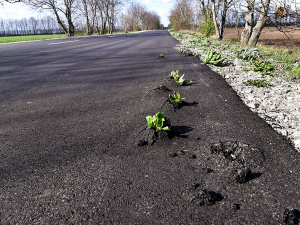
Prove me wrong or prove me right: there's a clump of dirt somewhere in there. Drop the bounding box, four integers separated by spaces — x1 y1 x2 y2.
169 149 197 159
154 85 172 92
161 99 198 112
232 165 252 184
210 141 265 167
209 141 265 183
136 117 172 146
283 207 300 225
184 184 223 206
232 203 241 211
161 99 184 111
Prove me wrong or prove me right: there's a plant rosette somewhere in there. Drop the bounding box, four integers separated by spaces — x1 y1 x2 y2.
146 112 170 131
176 75 192 86
137 112 172 146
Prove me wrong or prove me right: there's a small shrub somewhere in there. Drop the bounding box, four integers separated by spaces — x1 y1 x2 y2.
199 9 215 38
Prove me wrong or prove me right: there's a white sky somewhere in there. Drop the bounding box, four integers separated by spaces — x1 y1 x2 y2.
0 0 174 27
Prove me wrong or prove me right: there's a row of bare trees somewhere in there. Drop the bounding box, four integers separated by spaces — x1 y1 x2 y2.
169 0 300 46
2 0 162 37
120 2 162 32
23 0 127 37
0 16 63 36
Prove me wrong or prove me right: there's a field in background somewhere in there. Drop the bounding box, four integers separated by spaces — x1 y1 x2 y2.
223 27 300 51
0 34 67 44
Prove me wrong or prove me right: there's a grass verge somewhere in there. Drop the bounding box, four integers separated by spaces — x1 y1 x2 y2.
0 34 68 44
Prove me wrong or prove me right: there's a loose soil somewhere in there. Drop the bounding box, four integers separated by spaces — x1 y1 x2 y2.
223 27 300 51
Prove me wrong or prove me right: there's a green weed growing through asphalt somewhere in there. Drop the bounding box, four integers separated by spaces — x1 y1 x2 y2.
169 91 185 103
146 112 170 131
159 52 167 58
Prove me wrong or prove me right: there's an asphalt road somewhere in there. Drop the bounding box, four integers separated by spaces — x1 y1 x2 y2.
0 31 299 224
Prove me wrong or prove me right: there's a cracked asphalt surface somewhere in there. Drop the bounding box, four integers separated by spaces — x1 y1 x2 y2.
0 30 300 224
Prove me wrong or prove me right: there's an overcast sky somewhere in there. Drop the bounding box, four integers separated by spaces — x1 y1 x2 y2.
0 0 174 26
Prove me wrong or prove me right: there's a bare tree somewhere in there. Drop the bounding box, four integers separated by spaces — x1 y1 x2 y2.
26 0 79 36
141 11 160 30
0 0 22 4
240 0 292 46
81 0 92 34
169 0 195 30
120 1 160 32
29 17 39 34
210 0 239 40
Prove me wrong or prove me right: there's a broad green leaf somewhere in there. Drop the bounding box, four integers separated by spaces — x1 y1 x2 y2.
156 112 165 119
146 116 153 128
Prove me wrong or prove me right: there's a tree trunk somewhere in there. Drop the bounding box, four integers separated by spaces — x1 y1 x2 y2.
66 7 75 37
109 4 115 34
52 6 68 35
82 0 92 35
247 0 270 46
240 0 255 45
218 0 229 40
211 0 220 39
219 11 227 40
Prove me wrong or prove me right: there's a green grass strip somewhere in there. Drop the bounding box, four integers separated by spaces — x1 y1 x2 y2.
0 34 68 43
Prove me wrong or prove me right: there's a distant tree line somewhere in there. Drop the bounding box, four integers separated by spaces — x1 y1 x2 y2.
21 0 128 37
120 2 163 32
1 0 163 37
0 16 63 36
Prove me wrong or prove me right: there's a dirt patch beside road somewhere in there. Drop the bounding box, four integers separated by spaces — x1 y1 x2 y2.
223 27 300 51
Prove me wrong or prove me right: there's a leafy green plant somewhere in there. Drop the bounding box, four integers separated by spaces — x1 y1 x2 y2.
187 51 193 56
288 62 300 79
179 49 186 53
234 47 260 62
202 49 227 67
223 45 229 50
188 38 200 48
146 112 170 131
250 61 275 74
194 53 200 57
243 79 271 88
168 70 192 85
176 74 192 86
168 70 180 80
169 91 185 103
159 52 167 58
